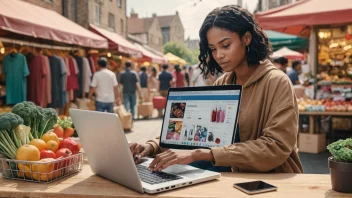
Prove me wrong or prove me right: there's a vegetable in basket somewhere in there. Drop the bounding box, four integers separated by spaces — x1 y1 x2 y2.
0 113 31 159
12 101 58 140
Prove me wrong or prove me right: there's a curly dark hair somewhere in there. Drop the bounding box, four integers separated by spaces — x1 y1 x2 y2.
198 5 272 76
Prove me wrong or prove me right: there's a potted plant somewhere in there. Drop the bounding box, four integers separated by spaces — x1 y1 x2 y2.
327 138 352 193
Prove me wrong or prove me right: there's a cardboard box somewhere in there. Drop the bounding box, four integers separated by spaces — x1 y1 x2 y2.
114 106 132 130
138 102 154 118
298 133 326 154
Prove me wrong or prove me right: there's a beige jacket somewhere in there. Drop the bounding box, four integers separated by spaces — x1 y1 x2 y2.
147 60 303 173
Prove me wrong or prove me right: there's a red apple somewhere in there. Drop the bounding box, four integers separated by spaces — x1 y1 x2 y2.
55 148 72 158
40 150 56 159
59 138 80 154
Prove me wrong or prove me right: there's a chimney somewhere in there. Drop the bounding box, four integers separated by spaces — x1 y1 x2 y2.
131 13 138 18
152 13 157 18
176 11 179 15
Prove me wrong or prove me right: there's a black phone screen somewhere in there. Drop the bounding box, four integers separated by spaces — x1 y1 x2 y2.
234 181 276 192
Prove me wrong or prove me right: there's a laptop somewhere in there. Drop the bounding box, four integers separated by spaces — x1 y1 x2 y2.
70 109 220 194
69 85 242 194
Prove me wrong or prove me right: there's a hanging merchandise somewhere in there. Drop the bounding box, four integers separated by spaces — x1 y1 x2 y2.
2 51 30 105
48 55 65 108
25 50 47 107
74 55 84 98
82 57 92 95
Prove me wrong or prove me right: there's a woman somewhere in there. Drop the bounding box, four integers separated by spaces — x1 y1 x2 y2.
130 5 303 173
173 64 186 87
147 67 159 101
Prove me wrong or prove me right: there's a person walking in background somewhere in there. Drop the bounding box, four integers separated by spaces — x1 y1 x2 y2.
139 66 149 101
173 64 186 88
273 57 289 73
119 61 142 119
88 57 118 113
158 64 174 97
287 61 302 85
183 66 190 87
148 67 159 101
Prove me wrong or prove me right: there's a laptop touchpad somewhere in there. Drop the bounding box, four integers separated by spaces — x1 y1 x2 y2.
163 164 198 174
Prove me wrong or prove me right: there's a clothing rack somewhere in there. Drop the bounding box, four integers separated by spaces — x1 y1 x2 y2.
0 37 76 51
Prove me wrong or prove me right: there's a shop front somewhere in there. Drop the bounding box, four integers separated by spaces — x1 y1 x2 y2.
255 0 352 153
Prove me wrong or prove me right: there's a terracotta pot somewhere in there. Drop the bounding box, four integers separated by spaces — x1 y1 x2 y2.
328 157 352 193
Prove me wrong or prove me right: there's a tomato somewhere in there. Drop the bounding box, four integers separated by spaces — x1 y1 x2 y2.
59 138 80 154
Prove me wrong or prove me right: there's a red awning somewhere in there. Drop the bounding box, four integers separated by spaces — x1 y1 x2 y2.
133 43 166 64
89 24 142 57
0 0 108 48
255 0 352 36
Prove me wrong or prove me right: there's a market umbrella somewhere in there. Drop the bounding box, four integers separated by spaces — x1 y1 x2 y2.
265 30 308 51
272 47 304 60
164 53 187 65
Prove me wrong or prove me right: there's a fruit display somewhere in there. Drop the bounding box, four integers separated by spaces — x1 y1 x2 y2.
0 102 83 183
298 98 352 112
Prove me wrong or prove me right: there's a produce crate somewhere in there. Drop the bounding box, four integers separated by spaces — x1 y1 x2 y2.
0 153 84 184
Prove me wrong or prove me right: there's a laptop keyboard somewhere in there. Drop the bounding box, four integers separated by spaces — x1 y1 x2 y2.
136 164 183 185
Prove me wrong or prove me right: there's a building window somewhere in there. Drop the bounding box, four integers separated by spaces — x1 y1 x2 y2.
162 27 170 44
120 19 124 34
94 4 100 25
117 0 122 8
108 13 115 30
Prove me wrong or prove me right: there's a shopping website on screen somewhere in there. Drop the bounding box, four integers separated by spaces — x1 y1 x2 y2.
161 90 240 147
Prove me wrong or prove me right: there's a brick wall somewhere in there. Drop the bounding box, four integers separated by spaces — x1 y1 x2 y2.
22 0 62 14
169 15 185 45
88 0 127 37
147 19 163 52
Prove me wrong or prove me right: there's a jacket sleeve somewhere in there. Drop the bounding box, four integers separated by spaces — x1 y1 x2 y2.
211 103 298 172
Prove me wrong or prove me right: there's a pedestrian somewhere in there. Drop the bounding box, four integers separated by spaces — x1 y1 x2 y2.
119 61 142 119
158 64 173 97
274 57 289 73
88 57 118 113
183 66 190 87
139 66 149 101
173 64 186 87
287 60 302 85
148 67 159 101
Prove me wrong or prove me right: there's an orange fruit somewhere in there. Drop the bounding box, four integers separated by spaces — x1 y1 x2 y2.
29 139 47 152
42 132 60 143
46 140 59 152
32 158 57 181
16 145 40 161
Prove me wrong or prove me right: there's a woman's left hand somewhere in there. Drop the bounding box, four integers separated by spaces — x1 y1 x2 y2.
148 149 214 171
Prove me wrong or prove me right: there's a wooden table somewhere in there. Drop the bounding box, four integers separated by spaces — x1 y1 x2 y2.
0 164 350 198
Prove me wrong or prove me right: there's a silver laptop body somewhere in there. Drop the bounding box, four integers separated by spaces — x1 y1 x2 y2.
69 109 220 194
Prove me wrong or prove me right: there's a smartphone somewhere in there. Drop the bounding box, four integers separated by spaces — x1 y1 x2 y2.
233 180 277 195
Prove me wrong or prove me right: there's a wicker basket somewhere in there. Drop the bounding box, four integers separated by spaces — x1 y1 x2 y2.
0 153 84 184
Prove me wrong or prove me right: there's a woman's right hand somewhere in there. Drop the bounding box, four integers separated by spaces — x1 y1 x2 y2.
129 142 154 163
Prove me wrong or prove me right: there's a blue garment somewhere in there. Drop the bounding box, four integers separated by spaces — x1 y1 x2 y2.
2 53 30 105
139 72 148 88
158 71 173 90
48 56 64 108
95 101 114 113
287 69 299 85
123 93 137 118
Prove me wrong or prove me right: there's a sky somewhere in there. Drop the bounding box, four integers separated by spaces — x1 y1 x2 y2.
127 0 259 40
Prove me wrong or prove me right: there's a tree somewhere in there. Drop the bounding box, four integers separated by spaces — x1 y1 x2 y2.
164 42 198 65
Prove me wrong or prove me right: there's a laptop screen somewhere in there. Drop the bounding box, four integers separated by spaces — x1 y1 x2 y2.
160 88 240 148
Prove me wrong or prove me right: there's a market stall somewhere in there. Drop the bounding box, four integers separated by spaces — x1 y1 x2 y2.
255 0 352 153
164 52 187 66
272 47 304 60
